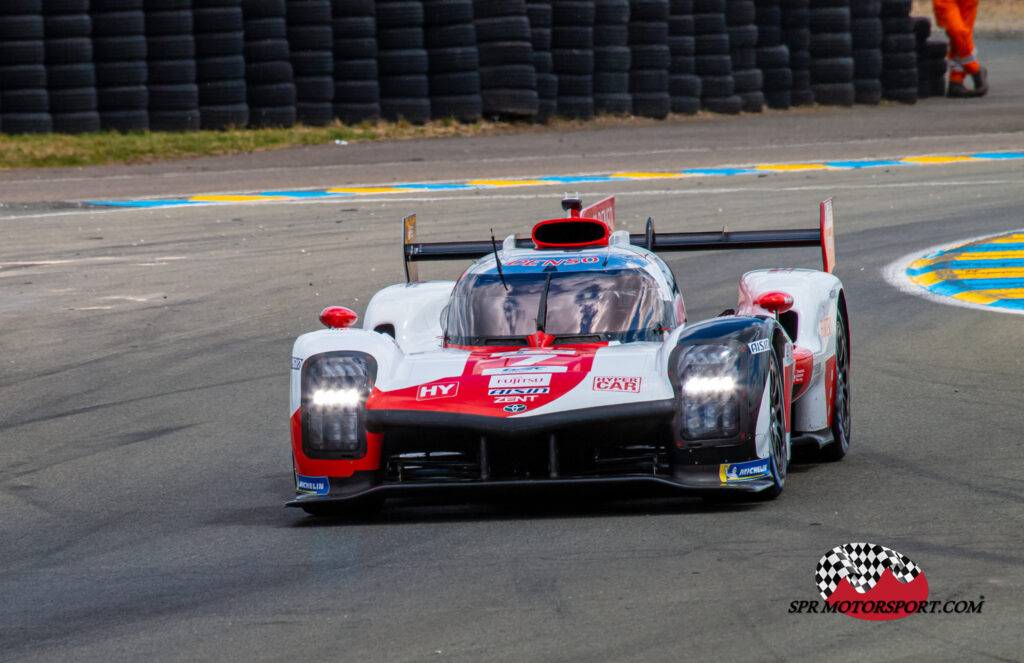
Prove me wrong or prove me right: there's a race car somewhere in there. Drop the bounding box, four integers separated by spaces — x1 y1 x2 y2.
288 195 850 514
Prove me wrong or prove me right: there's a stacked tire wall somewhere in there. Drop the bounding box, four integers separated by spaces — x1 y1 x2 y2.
0 0 948 135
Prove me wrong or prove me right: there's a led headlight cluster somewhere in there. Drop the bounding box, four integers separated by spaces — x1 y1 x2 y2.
302 353 374 457
677 344 741 439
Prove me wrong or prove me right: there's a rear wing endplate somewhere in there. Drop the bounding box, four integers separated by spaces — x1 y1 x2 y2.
402 198 836 282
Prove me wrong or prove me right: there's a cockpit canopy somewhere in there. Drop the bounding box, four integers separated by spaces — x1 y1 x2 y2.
445 268 667 346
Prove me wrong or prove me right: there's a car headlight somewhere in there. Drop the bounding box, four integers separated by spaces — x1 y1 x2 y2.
301 353 375 457
676 344 741 439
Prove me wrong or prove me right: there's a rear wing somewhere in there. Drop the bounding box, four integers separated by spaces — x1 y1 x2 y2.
403 196 836 282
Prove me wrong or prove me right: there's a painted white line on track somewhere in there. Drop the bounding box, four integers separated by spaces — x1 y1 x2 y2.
2 131 1021 187
0 179 1015 219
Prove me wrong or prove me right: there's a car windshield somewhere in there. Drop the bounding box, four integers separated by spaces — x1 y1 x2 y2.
445 268 665 345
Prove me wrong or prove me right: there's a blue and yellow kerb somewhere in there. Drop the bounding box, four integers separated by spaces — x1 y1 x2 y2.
901 232 1024 313
85 150 1024 209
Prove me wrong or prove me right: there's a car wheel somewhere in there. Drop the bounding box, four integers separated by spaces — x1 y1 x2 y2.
821 309 851 461
758 350 789 499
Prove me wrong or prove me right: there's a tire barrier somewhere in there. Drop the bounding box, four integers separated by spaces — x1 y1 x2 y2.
629 0 670 118
376 0 430 124
332 0 379 125
44 0 101 133
668 0 699 115
94 0 149 132
243 0 297 127
728 0 763 112
782 0 813 106
695 0 740 114
852 0 883 105
527 0 558 121
594 0 630 115
756 0 791 110
474 0 538 118
881 0 917 103
0 0 949 135
426 0 482 122
287 0 333 126
146 0 200 132
195 0 248 130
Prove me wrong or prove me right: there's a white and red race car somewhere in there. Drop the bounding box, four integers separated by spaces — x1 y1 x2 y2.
288 195 850 514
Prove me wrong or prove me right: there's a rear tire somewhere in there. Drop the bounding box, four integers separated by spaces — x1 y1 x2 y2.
821 309 851 461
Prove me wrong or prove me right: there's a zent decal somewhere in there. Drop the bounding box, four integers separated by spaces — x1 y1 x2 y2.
593 376 642 392
417 382 459 400
748 339 770 354
719 459 771 483
296 474 330 495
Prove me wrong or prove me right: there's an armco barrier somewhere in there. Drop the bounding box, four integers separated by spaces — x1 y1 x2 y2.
0 0 945 134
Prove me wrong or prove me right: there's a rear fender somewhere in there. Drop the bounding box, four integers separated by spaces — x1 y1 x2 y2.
738 269 843 432
363 281 454 353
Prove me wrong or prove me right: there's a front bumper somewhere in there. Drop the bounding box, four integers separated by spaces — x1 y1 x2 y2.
286 467 775 507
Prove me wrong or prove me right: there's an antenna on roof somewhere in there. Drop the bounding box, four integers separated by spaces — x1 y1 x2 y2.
490 228 509 292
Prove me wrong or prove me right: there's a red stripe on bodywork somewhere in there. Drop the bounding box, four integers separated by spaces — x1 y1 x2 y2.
824 355 837 425
368 344 603 418
290 408 382 478
792 346 814 401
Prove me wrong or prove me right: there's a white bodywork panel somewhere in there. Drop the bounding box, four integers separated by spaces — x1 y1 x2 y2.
738 268 843 433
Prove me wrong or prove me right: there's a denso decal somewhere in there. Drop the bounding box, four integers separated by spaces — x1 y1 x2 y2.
504 256 600 267
488 387 550 395
488 374 552 388
593 376 642 393
748 339 770 354
482 366 568 375
719 459 771 482
296 474 329 495
417 382 459 400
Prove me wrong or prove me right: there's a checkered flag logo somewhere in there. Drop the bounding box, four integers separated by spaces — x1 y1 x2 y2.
815 543 923 600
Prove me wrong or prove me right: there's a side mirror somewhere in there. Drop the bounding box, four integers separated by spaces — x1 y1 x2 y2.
320 306 358 329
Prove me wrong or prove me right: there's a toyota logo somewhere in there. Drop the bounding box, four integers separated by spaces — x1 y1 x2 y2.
503 403 528 413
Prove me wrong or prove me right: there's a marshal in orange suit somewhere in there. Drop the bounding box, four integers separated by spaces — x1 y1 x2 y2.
932 0 988 97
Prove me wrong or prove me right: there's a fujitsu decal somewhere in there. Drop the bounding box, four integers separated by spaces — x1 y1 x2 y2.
592 376 642 392
504 256 600 267
815 543 929 621
417 382 459 400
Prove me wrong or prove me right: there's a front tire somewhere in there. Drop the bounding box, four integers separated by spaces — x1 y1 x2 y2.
759 350 789 499
821 309 851 461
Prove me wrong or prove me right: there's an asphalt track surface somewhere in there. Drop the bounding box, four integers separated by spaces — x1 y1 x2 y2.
2 42 1024 663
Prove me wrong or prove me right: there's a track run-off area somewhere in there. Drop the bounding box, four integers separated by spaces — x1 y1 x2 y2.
2 40 1023 663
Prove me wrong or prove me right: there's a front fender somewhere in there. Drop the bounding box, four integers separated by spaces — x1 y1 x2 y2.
290 329 402 414
668 316 792 459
